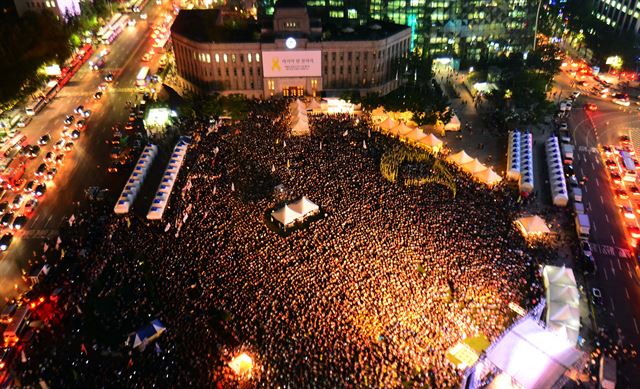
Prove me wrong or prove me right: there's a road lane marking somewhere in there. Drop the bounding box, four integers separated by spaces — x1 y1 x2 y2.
600 195 604 204
596 177 600 187
611 263 616 276
626 287 631 299
610 297 616 311
31 214 40 225
634 318 639 334
611 234 615 245
605 214 609 223
584 185 588 193
603 266 608 281
43 215 54 228
591 161 595 170
617 257 623 271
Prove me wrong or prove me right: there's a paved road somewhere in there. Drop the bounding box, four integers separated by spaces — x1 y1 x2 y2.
554 70 640 382
0 3 168 301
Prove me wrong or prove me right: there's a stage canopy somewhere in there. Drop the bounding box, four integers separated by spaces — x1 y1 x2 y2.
445 114 461 131
447 150 474 165
460 158 487 174
543 265 580 344
289 196 319 216
515 216 551 236
379 117 398 131
473 167 502 187
271 205 303 227
484 317 583 389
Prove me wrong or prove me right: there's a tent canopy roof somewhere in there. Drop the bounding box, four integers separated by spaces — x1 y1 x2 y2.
447 150 474 165
516 215 551 235
271 204 303 225
289 196 319 215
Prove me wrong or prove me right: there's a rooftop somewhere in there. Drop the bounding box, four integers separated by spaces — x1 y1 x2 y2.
171 9 260 44
322 21 410 41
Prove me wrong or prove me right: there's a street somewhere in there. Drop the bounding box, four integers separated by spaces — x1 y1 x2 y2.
0 3 167 301
554 69 640 383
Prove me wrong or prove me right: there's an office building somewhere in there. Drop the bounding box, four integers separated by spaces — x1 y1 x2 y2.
258 0 536 66
170 0 411 97
593 0 640 34
13 0 80 19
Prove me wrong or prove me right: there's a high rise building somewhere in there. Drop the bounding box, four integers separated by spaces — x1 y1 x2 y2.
593 0 640 34
258 0 536 66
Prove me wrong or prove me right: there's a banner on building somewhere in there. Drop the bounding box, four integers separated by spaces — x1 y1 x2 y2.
262 50 321 78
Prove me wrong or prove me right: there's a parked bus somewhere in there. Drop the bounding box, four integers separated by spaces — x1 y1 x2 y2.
44 80 59 102
25 96 46 116
136 66 150 88
3 306 30 346
101 14 129 44
89 55 106 71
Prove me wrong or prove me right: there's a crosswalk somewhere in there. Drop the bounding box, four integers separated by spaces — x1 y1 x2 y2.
591 243 632 259
576 145 599 154
57 87 138 98
20 229 59 240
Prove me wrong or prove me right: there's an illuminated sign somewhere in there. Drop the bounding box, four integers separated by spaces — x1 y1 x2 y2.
285 37 297 49
262 50 321 78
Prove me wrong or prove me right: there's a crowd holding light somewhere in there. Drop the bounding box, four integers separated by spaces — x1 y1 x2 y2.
13 98 545 388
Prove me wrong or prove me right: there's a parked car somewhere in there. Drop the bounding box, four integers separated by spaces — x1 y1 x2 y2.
74 105 84 114
53 139 65 151
580 240 592 257
11 195 24 209
591 288 603 305
1 213 14 227
45 168 57 181
94 91 103 100
24 199 38 216
44 151 56 164
63 115 74 125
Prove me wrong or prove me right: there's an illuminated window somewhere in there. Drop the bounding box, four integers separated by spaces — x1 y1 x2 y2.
223 54 228 63
232 54 236 63
256 53 260 62
248 53 252 63
206 53 211 63
268 80 275 90
348 9 357 19
329 10 344 18
215 53 220 63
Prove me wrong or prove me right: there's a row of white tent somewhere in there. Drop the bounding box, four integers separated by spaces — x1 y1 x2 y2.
546 136 569 206
506 131 534 194
271 196 320 230
290 99 311 136
147 136 191 220
446 150 502 187
376 118 444 153
543 265 580 345
114 144 158 214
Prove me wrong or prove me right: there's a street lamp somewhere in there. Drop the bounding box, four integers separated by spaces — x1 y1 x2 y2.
532 0 544 50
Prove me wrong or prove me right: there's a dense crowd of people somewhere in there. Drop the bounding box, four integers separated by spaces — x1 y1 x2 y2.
14 98 543 388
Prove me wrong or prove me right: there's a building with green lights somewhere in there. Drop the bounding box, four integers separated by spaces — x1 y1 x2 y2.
258 0 536 67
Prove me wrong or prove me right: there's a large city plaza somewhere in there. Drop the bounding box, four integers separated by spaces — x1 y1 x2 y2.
15 98 543 387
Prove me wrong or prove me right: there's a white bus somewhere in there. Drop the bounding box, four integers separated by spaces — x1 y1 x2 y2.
25 96 46 116
136 66 150 88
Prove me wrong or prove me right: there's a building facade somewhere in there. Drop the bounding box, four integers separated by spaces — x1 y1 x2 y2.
593 0 640 34
170 0 411 97
13 0 79 19
258 0 536 66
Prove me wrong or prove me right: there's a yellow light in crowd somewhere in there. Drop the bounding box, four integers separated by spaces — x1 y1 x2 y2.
229 352 254 378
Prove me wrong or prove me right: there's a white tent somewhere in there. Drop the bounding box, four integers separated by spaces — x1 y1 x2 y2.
543 265 577 287
307 99 322 113
403 128 427 143
271 204 303 227
418 133 444 152
547 302 580 326
473 167 502 186
445 114 461 131
460 158 487 174
378 117 398 131
547 321 580 345
291 120 310 136
483 317 583 389
547 284 580 306
447 150 474 165
515 216 551 236
289 196 320 216
390 122 413 137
